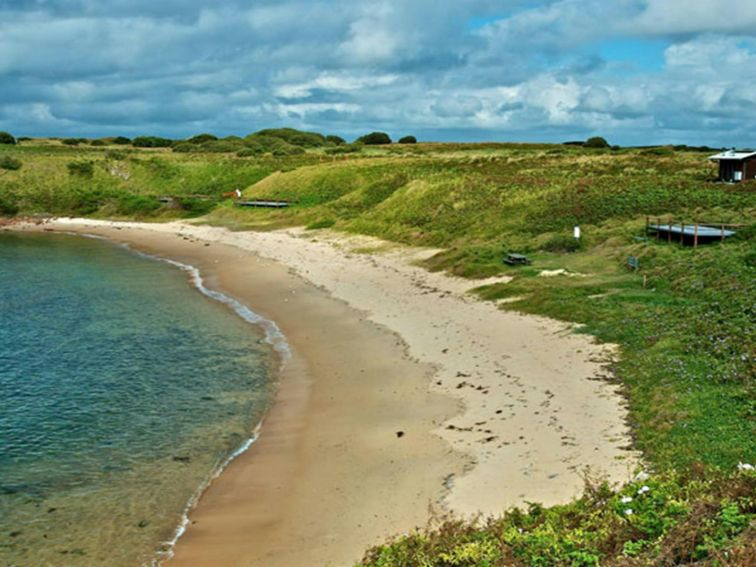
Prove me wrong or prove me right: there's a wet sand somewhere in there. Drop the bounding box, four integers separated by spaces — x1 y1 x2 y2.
11 218 638 566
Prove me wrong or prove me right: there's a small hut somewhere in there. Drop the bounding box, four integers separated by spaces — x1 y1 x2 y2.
708 149 756 182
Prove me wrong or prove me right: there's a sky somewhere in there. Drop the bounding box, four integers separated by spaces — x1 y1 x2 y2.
1 0 756 146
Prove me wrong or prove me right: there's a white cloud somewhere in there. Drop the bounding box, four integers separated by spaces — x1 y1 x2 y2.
2 0 756 145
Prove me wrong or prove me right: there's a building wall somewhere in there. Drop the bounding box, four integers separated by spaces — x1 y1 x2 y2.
744 158 756 181
719 160 742 181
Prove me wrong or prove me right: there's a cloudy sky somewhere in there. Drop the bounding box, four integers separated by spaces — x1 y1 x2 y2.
1 0 755 145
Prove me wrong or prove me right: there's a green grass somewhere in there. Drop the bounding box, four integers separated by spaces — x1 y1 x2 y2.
2 140 754 565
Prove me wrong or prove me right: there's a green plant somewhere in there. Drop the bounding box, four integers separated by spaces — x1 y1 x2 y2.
398 135 417 144
67 160 95 177
357 132 392 145
0 156 22 170
187 133 218 144
0 196 19 215
132 136 173 148
0 131 16 145
252 128 327 147
326 135 346 145
105 150 127 160
542 233 582 252
116 194 161 216
584 136 609 148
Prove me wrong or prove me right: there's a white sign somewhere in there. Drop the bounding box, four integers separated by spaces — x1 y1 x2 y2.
573 226 581 239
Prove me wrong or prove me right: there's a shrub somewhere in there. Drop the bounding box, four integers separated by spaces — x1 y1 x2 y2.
67 160 94 177
132 136 173 148
584 136 610 148
112 136 131 145
242 134 302 155
105 150 127 160
398 135 417 144
171 142 196 153
542 233 583 252
0 196 19 215
116 194 160 216
326 135 346 145
640 146 675 156
252 128 327 147
200 140 245 153
0 156 22 170
175 197 217 216
0 131 16 145
236 147 262 158
90 139 106 146
187 133 218 144
357 131 392 145
62 138 82 146
273 145 304 156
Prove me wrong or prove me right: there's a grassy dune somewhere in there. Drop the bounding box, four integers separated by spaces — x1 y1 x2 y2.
1 141 754 565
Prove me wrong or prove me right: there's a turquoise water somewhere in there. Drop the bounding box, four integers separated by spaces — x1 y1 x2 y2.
0 232 275 566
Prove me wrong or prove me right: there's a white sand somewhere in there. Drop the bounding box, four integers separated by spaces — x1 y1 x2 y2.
48 218 639 518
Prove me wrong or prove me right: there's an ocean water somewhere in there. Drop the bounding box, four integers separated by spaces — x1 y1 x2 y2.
0 232 276 566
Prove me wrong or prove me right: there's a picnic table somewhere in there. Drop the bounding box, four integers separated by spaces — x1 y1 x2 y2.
503 253 531 266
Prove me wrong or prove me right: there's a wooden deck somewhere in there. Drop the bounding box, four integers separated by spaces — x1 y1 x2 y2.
235 199 292 208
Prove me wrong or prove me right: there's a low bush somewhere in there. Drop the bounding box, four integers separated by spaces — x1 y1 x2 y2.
252 127 327 147
0 131 16 144
326 135 346 145
62 138 82 146
132 136 173 148
116 194 161 216
357 132 392 145
584 136 610 148
542 233 583 252
398 135 417 144
0 156 22 170
105 150 127 160
187 133 218 144
111 136 131 145
360 470 756 567
175 196 217 217
236 147 262 158
0 196 19 215
67 160 95 177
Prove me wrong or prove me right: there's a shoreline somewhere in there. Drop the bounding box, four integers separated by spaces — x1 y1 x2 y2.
7 218 639 566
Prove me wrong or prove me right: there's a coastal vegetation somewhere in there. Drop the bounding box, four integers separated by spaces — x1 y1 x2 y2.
1 133 753 564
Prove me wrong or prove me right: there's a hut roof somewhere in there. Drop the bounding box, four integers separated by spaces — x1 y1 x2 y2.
708 150 756 161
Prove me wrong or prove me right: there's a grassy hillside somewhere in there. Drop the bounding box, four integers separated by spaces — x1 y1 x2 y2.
1 140 754 565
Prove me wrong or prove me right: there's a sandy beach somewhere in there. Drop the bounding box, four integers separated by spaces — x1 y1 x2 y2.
10 218 638 566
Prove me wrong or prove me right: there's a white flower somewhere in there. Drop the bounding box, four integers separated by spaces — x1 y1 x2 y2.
637 485 650 495
737 462 754 471
633 471 650 482
624 508 633 516
620 496 633 504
